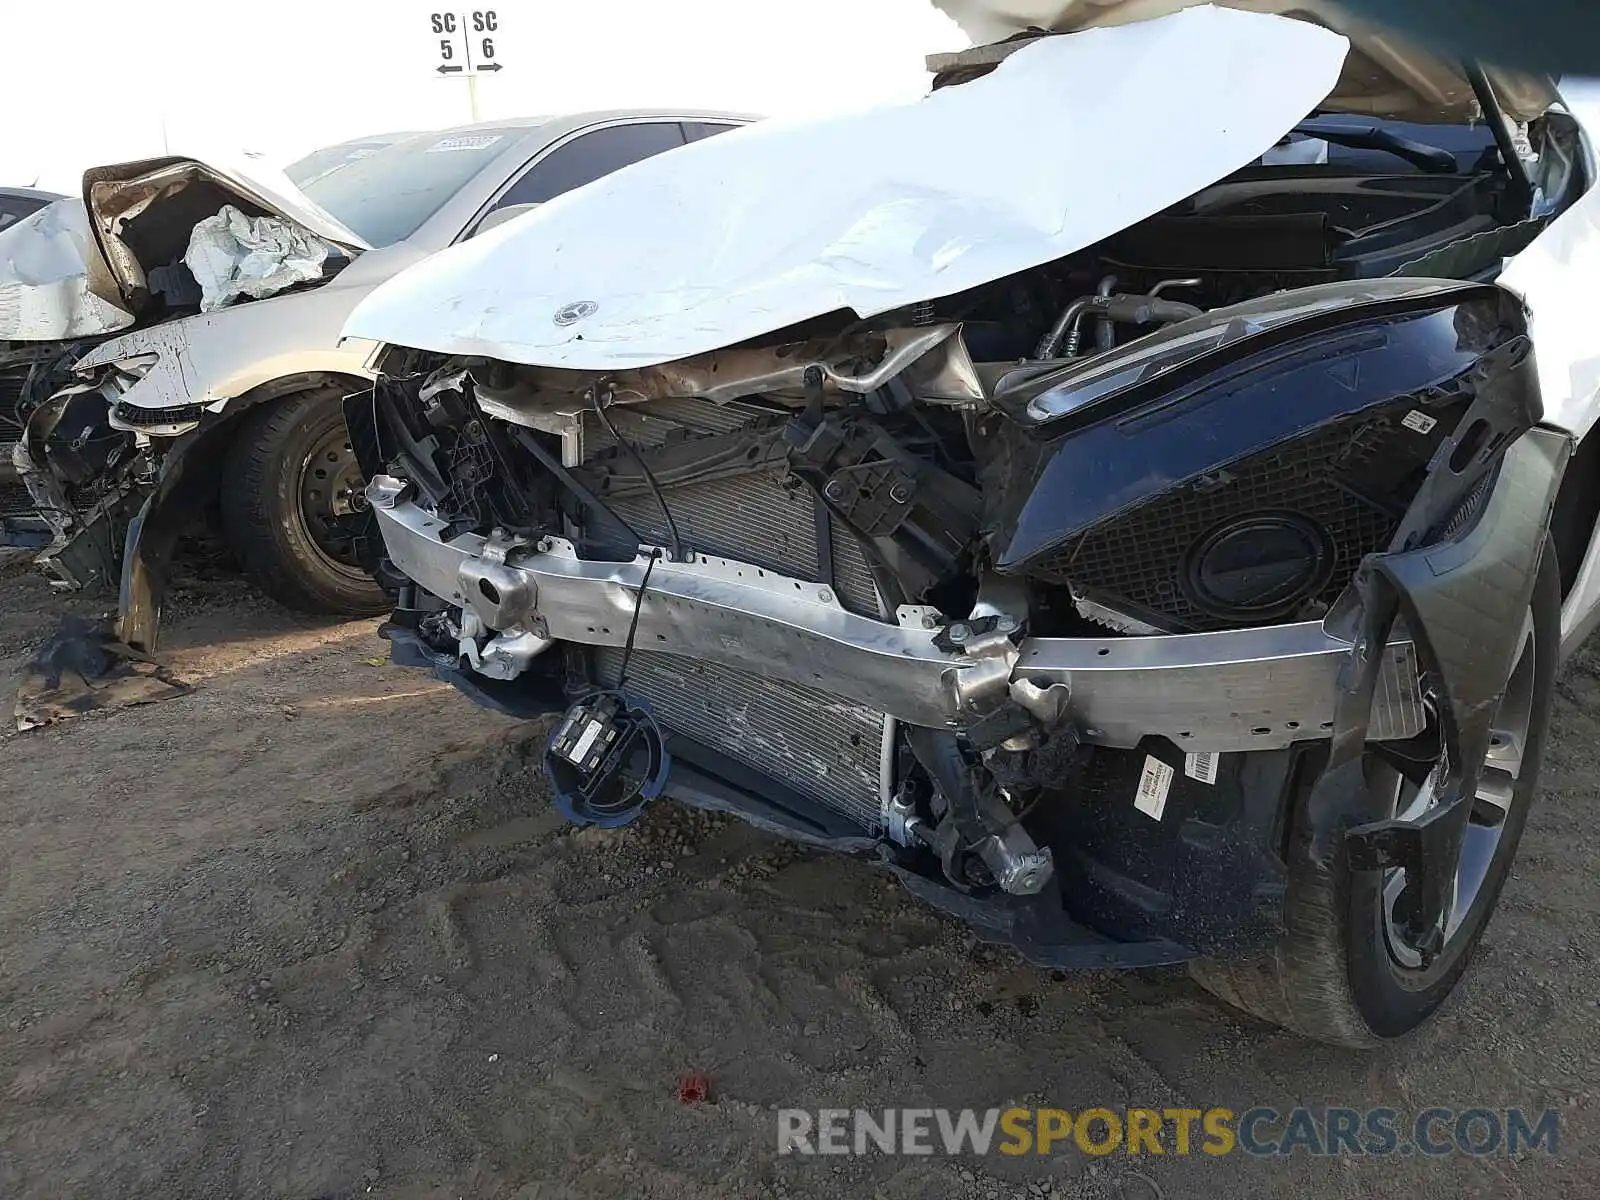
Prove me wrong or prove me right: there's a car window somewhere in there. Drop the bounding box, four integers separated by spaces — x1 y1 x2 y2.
0 195 51 233
682 121 742 143
491 122 687 212
286 137 416 189
296 125 549 246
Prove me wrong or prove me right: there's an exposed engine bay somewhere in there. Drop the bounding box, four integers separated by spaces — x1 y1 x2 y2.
350 115 1567 962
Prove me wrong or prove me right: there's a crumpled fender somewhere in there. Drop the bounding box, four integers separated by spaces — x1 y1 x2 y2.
72 276 389 426
112 370 377 651
114 444 204 652
0 198 133 341
81 155 368 310
1302 334 1565 963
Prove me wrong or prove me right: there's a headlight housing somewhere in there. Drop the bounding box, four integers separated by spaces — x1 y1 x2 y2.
1016 280 1475 423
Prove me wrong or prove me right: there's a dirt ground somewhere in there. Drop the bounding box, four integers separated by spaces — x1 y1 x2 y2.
1 557 1596 1200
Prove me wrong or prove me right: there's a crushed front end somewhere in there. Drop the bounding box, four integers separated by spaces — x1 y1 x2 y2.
2 342 87 549
0 156 370 651
353 274 1550 967
7 349 165 592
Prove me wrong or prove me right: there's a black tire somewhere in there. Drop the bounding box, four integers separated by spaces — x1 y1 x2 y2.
1191 540 1559 1047
219 388 388 616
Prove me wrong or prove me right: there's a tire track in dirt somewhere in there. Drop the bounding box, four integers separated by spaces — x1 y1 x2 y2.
2 568 1597 1198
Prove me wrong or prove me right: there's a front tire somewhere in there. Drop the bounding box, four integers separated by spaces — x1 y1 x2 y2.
220 388 388 616
1192 539 1559 1046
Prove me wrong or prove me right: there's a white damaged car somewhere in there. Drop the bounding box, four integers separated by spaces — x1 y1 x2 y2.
344 3 1600 1044
0 113 748 652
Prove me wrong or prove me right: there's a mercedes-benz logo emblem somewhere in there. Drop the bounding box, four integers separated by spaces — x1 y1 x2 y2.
553 300 598 327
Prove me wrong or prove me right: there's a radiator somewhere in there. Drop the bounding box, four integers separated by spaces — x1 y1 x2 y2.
2 365 31 518
594 647 889 833
583 399 891 832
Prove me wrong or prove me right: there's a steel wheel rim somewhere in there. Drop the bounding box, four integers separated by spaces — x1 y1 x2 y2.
1376 612 1536 974
296 424 369 577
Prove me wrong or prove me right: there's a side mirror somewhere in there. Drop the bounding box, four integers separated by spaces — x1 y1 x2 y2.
472 203 539 237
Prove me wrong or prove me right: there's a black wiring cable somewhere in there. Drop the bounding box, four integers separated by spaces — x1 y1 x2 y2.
507 426 643 548
366 379 390 466
590 384 684 562
616 548 661 690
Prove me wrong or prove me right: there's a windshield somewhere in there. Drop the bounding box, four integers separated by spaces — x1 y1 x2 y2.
292 126 546 247
285 136 416 188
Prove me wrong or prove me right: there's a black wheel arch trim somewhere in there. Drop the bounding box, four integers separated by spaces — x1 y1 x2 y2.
1313 410 1569 966
113 371 373 650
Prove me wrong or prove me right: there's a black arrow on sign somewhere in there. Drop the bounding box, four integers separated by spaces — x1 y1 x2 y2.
436 63 463 74
479 62 503 72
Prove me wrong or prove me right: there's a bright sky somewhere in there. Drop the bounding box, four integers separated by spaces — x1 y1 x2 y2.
3 0 967 192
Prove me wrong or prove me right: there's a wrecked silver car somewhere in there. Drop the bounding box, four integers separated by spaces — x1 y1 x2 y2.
2 186 69 535
340 4 1600 1044
1 112 748 655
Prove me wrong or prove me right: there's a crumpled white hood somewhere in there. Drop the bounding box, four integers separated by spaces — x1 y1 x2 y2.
82 155 369 309
0 154 371 344
0 198 134 341
930 0 1556 123
343 6 1348 371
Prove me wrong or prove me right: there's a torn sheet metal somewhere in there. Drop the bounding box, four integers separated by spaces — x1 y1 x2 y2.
83 156 370 307
14 615 191 731
342 7 1348 370
185 205 340 312
0 198 134 340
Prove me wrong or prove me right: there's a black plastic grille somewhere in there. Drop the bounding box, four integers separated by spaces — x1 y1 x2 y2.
113 400 208 426
1033 408 1446 631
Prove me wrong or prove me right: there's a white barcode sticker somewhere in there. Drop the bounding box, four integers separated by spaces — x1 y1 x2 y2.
1185 751 1220 785
426 134 504 154
1401 409 1438 434
569 718 605 763
1134 756 1175 821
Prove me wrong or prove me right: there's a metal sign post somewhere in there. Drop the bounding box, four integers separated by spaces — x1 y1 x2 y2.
429 8 504 122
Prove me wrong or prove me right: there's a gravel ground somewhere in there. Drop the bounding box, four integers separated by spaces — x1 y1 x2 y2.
1 558 1595 1199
